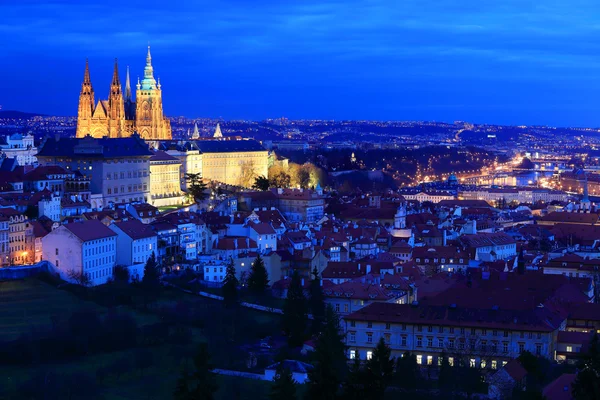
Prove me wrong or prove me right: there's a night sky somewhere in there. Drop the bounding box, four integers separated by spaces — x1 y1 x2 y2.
2 0 600 126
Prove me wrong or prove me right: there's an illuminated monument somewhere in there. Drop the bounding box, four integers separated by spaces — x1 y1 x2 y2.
76 46 172 140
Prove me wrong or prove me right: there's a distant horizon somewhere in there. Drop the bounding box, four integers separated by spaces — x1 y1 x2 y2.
2 1 600 128
3 108 600 131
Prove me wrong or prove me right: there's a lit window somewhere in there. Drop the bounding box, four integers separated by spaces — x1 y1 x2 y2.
491 360 497 369
416 355 422 365
566 345 573 353
481 359 487 369
366 351 373 360
469 359 476 368
427 356 433 365
448 357 454 367
349 350 356 359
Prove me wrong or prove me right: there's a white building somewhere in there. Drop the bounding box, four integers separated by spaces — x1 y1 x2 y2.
42 219 117 286
0 133 37 166
109 219 158 281
38 192 62 222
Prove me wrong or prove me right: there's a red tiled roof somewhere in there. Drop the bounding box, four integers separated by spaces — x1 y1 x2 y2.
541 212 599 225
502 359 528 381
63 220 117 242
345 301 565 332
542 374 576 400
112 219 156 240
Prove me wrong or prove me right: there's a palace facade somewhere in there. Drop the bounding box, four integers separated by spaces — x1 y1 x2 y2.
76 47 172 140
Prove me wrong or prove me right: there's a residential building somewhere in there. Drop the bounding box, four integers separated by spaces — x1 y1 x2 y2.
109 219 158 281
274 188 325 223
42 220 117 286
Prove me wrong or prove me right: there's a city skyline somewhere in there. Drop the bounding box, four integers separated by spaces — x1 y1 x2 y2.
2 1 600 126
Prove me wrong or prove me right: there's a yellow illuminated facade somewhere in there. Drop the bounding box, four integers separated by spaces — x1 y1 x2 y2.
76 47 172 140
149 151 185 207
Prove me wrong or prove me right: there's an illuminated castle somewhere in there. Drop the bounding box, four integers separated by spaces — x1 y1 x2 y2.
76 46 172 140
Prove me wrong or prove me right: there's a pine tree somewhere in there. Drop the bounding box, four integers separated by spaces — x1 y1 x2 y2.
247 254 269 295
142 252 160 290
173 343 218 400
342 354 367 400
438 352 453 394
269 364 297 400
308 266 325 334
282 270 308 347
305 305 348 400
573 333 600 400
395 351 420 391
185 173 208 202
222 257 239 307
365 337 394 399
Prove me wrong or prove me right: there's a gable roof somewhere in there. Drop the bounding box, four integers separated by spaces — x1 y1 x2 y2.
63 220 117 242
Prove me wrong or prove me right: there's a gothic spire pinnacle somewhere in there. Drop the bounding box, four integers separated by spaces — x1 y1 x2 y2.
192 122 200 139
213 123 223 138
125 66 131 101
111 58 120 86
83 58 91 84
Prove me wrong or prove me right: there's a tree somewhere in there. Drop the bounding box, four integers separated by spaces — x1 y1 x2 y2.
185 172 208 202
67 269 91 286
270 171 291 188
282 270 308 347
222 257 239 307
173 343 218 400
365 338 395 399
270 364 297 400
297 168 310 189
113 265 130 284
253 175 271 191
395 352 420 390
238 160 258 188
247 254 269 295
342 355 368 400
309 267 326 334
142 252 160 291
306 305 348 400
572 333 600 400
438 352 453 394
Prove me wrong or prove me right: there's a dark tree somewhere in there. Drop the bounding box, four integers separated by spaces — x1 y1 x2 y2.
173 343 218 400
247 254 269 295
517 248 525 275
308 266 326 334
134 349 154 377
253 175 271 191
342 355 368 400
270 172 291 188
365 337 394 399
573 333 600 400
185 172 208 201
282 270 308 347
142 252 160 290
297 168 310 189
395 351 420 390
222 257 239 307
438 352 453 394
270 364 297 400
113 265 130 284
305 305 348 400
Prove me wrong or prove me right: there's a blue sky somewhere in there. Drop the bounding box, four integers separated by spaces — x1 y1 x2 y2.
1 0 600 126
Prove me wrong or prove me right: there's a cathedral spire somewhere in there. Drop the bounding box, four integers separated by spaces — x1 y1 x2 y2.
125 66 131 101
192 122 200 139
83 58 92 85
111 58 121 87
213 123 223 138
141 45 157 90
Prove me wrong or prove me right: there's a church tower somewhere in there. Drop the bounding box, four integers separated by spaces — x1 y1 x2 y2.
107 59 125 138
76 59 95 138
135 46 172 140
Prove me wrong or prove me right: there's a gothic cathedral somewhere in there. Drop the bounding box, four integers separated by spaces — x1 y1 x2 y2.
76 47 172 140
